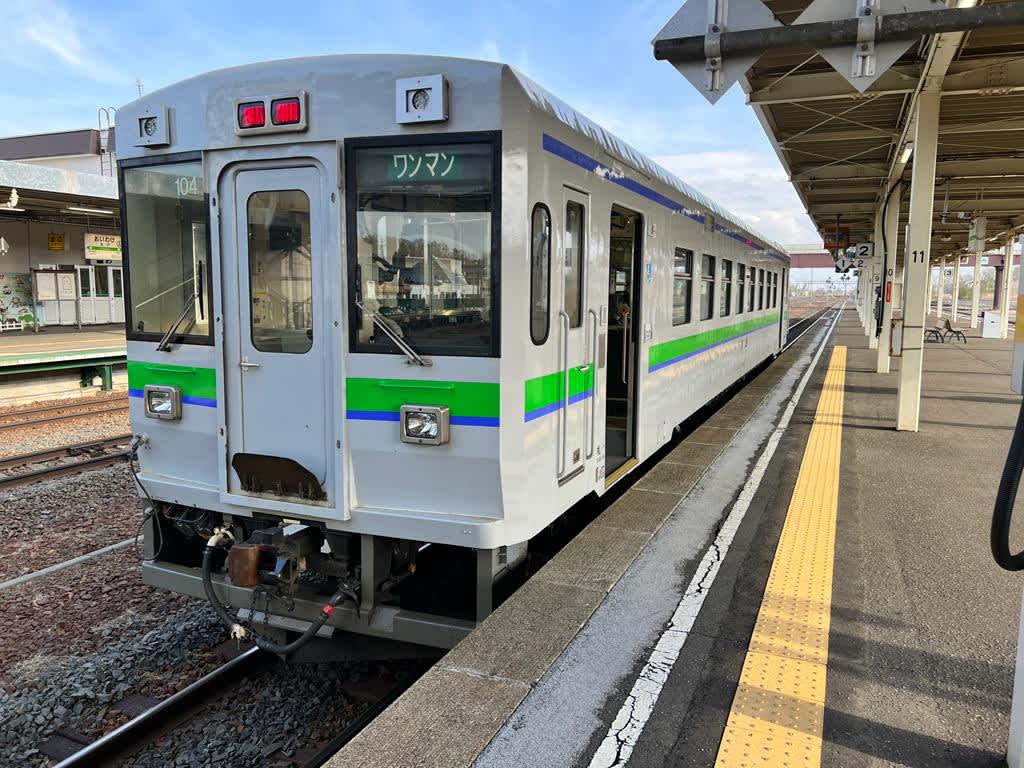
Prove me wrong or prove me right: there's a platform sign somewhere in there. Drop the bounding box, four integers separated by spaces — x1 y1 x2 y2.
653 0 781 104
824 227 849 251
47 233 65 251
85 233 122 261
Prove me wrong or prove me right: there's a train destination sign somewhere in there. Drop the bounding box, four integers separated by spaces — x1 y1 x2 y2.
387 151 464 182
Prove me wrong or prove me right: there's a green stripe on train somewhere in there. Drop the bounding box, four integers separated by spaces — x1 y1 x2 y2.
524 365 595 414
345 377 500 417
648 313 779 370
127 361 217 399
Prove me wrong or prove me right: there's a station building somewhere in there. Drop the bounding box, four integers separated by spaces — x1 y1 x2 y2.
0 128 122 330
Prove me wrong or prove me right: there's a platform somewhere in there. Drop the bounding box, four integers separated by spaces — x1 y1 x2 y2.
327 307 1020 768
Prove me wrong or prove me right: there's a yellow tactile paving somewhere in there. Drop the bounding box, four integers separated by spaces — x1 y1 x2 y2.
714 345 847 768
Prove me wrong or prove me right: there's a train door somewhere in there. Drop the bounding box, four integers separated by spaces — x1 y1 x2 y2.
604 205 642 482
226 167 330 500
557 187 591 483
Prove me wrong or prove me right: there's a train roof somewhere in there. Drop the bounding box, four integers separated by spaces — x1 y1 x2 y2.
122 53 786 258
508 68 788 257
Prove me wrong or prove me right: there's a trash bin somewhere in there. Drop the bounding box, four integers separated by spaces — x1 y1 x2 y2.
983 310 1002 338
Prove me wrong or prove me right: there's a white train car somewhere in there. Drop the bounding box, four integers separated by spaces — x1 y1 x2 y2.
118 54 788 653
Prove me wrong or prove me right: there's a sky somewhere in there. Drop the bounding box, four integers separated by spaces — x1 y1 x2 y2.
1 0 820 245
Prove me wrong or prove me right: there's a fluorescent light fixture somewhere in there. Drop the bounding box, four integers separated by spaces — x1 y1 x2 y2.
65 205 114 215
0 206 25 213
899 145 914 164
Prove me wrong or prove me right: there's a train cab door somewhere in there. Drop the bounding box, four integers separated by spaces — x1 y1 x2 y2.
604 205 642 482
225 167 331 501
556 187 592 484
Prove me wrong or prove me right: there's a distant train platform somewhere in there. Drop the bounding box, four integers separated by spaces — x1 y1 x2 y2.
0 325 126 403
0 325 125 370
327 307 1019 768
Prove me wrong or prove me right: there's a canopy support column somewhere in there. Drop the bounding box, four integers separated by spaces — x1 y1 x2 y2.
896 90 940 432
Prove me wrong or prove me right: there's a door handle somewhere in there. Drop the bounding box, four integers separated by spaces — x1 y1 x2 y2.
621 315 631 385
557 311 570 477
586 307 598 460
239 358 261 370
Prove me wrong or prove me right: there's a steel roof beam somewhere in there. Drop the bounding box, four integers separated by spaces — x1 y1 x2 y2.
654 3 1024 62
749 68 917 104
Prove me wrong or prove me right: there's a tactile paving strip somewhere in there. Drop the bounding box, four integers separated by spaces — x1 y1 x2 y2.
714 345 847 768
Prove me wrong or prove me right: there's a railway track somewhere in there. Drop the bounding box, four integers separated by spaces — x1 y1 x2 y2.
0 397 129 432
785 304 838 349
52 647 410 768
0 435 132 490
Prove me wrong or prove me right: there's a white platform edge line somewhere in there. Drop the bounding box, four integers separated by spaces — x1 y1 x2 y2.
0 537 136 592
587 304 845 768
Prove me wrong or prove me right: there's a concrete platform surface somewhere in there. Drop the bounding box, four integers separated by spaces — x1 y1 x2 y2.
327 308 1023 768
0 324 125 367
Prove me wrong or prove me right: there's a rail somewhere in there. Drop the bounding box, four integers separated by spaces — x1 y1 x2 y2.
0 436 132 489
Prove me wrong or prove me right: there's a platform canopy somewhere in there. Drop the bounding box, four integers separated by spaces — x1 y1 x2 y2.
0 160 119 227
658 0 1024 264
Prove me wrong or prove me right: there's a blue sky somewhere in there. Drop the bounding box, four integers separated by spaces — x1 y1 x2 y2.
2 0 819 244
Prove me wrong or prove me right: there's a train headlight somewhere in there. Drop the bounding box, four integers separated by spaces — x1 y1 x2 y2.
144 385 182 421
399 405 449 446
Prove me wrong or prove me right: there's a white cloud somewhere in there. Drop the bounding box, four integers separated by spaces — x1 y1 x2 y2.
3 1 123 85
654 150 821 246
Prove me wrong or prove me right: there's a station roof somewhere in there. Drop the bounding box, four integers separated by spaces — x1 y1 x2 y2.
0 160 119 227
0 128 116 161
741 0 1024 265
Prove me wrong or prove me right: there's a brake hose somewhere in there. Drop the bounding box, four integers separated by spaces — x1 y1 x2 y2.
992 398 1024 570
201 535 344 656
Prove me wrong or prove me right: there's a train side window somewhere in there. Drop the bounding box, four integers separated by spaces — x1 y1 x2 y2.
747 266 755 312
564 201 585 328
701 254 715 321
720 258 732 317
773 272 779 308
758 268 765 310
530 204 552 344
672 247 693 326
736 263 745 315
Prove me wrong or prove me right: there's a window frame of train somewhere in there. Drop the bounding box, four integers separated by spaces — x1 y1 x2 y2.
758 268 765 310
719 258 732 317
736 263 745 315
530 203 552 345
773 272 779 308
344 131 502 358
700 254 715 321
747 265 755 312
118 150 215 346
672 247 693 326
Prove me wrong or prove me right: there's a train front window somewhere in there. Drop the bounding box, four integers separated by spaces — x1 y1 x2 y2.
350 141 496 356
122 159 210 342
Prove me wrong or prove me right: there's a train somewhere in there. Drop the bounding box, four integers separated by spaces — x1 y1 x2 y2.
117 54 789 655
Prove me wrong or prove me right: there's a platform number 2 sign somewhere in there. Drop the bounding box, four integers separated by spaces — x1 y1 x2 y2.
854 242 873 269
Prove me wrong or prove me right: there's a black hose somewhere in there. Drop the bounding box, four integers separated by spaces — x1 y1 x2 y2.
201 546 343 656
876 181 903 338
992 398 1024 570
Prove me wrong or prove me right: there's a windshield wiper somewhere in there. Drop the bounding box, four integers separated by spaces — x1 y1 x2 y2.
355 300 432 367
156 261 204 352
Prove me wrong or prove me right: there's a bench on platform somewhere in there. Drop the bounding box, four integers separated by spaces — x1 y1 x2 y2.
943 318 967 343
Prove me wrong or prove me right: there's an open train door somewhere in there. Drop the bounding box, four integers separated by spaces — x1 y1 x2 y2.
604 205 643 485
221 165 334 504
